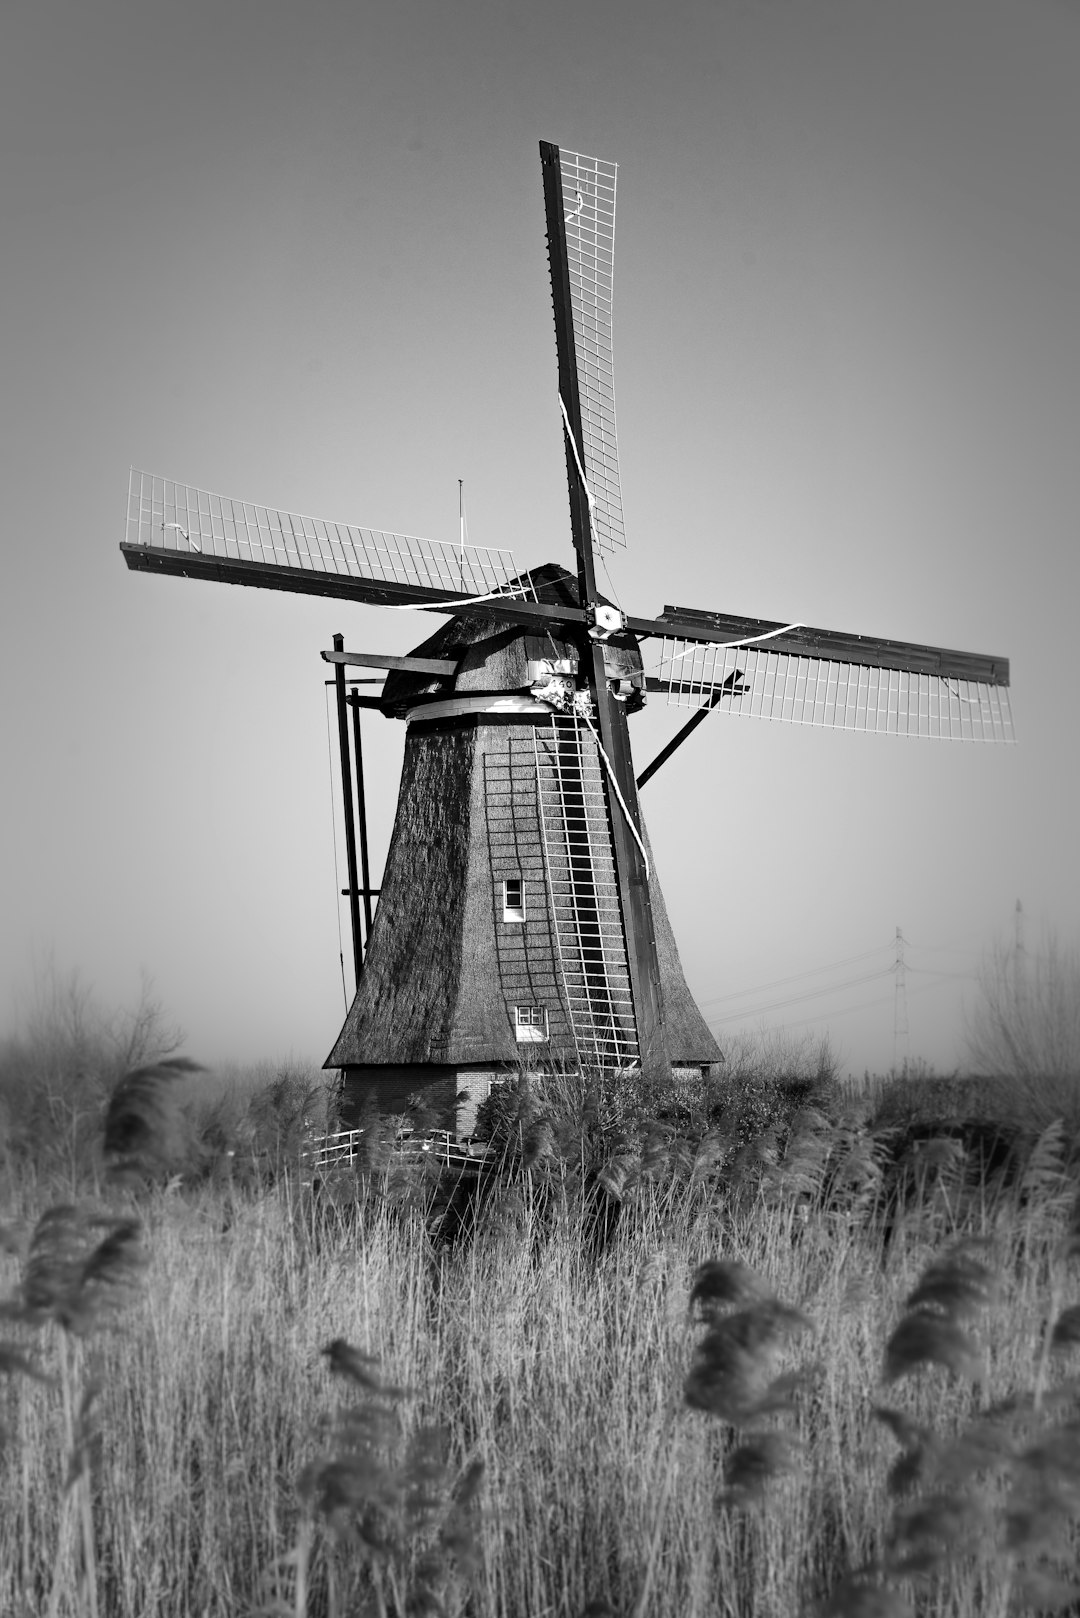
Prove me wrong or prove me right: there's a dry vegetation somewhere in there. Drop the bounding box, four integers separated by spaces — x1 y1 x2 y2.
1 970 1080 1617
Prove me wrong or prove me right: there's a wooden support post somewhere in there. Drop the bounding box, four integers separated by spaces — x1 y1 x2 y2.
332 633 364 992
348 690 375 946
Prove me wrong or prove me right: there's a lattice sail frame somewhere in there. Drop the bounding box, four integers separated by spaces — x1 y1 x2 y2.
558 149 625 557
126 470 529 598
656 638 1015 742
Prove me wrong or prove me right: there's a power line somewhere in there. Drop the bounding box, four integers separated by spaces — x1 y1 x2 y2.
703 932 983 1033
769 990 898 1030
698 944 893 1008
763 971 966 1033
908 966 979 981
707 965 894 1026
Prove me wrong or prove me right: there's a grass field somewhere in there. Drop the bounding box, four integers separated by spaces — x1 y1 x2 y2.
2 999 1080 1617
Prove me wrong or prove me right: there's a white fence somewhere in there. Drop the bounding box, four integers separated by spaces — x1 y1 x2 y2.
305 1127 494 1176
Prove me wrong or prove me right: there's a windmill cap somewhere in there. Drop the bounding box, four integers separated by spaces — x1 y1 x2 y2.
379 562 643 718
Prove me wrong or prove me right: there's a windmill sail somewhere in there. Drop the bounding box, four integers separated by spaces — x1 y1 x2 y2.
553 149 626 556
125 470 527 600
655 635 1015 742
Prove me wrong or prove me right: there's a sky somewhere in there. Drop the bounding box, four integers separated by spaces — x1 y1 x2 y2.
2 0 1077 1079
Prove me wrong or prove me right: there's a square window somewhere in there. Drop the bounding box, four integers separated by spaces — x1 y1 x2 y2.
514 1005 548 1042
502 877 525 922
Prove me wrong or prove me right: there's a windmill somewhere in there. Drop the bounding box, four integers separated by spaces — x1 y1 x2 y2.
121 142 1013 1133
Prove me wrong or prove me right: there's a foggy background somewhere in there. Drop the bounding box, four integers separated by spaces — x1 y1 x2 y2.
2 0 1077 1077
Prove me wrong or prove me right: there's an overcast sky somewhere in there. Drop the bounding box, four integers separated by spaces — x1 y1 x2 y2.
2 0 1077 1078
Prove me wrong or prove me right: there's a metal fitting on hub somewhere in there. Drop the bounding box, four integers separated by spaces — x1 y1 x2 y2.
587 602 626 641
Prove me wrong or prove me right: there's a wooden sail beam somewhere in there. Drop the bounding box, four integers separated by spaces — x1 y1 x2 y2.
541 140 669 1081
654 607 1010 685
121 542 590 628
121 544 1008 686
347 689 376 945
332 633 364 991
540 143 601 611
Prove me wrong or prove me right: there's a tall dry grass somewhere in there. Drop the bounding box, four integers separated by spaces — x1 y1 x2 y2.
2 1006 1080 1616
1 1097 1079 1616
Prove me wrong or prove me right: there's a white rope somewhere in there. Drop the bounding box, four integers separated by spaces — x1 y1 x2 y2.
660 620 805 666
381 580 535 612
576 708 651 881
941 678 980 707
559 395 597 521
163 520 197 551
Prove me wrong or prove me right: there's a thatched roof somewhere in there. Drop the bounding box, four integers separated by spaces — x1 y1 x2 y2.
644 824 721 1063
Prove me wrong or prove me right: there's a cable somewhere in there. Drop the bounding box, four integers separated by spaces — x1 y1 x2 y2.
699 944 894 1008
597 549 627 617
739 970 967 1034
706 966 895 1025
757 990 898 1031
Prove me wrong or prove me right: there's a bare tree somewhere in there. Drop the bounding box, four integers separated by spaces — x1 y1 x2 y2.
965 930 1080 1126
0 960 185 1185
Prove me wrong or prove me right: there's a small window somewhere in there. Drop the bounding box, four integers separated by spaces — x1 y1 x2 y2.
502 877 525 922
514 1005 548 1042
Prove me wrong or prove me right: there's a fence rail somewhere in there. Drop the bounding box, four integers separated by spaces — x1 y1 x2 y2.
304 1128 493 1176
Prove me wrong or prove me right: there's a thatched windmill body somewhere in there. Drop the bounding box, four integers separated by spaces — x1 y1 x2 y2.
324 562 722 1126
121 143 1014 1131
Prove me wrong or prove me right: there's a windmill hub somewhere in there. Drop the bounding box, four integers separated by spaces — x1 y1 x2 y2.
587 603 626 641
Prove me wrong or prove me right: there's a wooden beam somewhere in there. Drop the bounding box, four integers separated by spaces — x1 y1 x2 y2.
540 142 601 615
652 605 1010 685
120 543 591 631
347 690 375 946
642 677 747 696
321 649 458 676
637 674 748 789
122 543 1009 683
332 633 364 993
323 680 386 709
